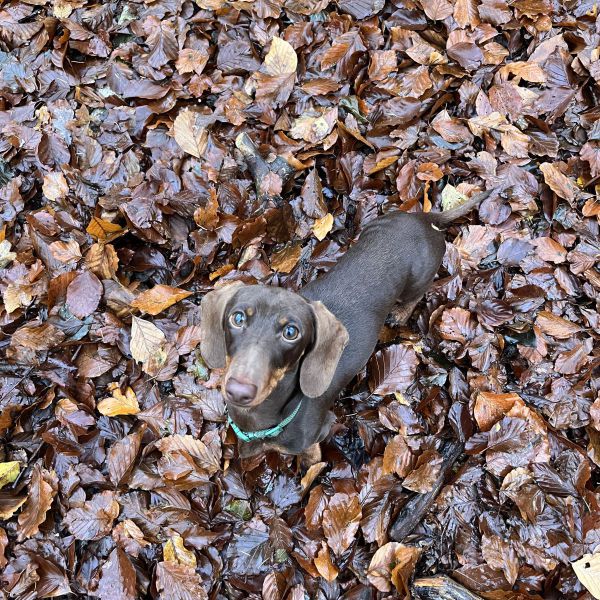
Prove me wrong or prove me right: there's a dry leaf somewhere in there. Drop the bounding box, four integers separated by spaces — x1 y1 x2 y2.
174 109 208 159
0 461 20 489
264 36 298 76
572 553 600 599
98 384 140 416
130 316 166 366
87 217 125 241
313 213 333 241
131 285 192 316
42 171 68 201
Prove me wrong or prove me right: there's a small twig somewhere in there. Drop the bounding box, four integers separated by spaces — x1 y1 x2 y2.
235 132 296 207
390 440 464 541
412 576 484 600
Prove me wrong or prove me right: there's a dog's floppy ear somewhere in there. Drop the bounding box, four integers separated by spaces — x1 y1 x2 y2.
199 282 244 368
300 301 349 398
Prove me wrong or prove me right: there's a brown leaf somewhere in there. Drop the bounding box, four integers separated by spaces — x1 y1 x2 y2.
263 37 297 76
322 492 362 555
131 285 192 316
402 449 443 493
155 561 208 600
474 392 521 431
368 344 419 395
271 243 302 273
174 109 208 159
313 213 334 241
438 307 475 342
17 464 58 541
85 242 119 279
367 542 420 593
314 541 339 582
421 0 453 20
108 428 144 487
87 216 125 241
535 311 582 338
146 16 178 69
97 547 137 600
540 162 579 202
532 237 567 263
42 171 68 201
383 434 415 477
65 490 120 540
454 0 481 27
66 270 103 318
368 50 397 81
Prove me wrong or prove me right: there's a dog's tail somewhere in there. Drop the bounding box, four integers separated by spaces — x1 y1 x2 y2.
430 189 494 227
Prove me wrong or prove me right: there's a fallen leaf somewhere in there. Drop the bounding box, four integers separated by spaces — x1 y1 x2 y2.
313 213 333 241
18 464 58 541
130 316 166 366
174 109 208 159
264 37 298 76
65 491 120 540
314 542 339 582
42 171 68 200
0 461 20 490
164 533 197 567
98 384 140 417
131 285 192 316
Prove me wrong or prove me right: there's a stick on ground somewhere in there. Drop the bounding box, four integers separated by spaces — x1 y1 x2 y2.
390 440 463 541
412 576 484 600
235 132 296 206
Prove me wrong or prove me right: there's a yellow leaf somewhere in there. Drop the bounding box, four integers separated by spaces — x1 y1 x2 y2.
163 533 197 567
42 171 68 201
441 184 468 211
271 244 302 273
174 109 208 159
130 316 166 366
131 285 192 316
0 240 16 268
98 384 140 416
209 264 234 281
86 217 125 241
0 461 20 489
263 36 297 76
313 213 333 241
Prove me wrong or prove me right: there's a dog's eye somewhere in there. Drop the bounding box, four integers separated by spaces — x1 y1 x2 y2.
282 324 299 341
230 311 246 328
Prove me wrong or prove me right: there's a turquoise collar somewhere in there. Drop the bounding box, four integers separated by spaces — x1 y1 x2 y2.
227 400 303 442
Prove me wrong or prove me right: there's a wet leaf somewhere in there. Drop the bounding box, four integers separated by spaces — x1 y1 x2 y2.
368 345 419 395
65 491 120 540
97 547 137 600
131 285 192 315
18 465 58 541
98 384 140 417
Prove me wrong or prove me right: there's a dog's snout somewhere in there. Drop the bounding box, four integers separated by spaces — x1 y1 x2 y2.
225 377 257 405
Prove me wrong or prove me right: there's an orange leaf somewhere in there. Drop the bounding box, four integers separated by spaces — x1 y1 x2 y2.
131 285 192 316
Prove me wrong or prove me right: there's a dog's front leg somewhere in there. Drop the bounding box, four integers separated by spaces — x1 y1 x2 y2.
299 443 322 468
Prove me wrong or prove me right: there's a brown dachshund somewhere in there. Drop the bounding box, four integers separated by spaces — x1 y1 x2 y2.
200 191 491 464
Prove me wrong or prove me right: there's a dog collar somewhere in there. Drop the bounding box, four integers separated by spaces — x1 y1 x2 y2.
227 400 303 442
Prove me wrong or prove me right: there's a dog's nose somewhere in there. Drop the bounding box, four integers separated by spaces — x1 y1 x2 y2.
225 378 257 405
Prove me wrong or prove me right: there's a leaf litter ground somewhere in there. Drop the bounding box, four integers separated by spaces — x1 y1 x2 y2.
0 0 600 598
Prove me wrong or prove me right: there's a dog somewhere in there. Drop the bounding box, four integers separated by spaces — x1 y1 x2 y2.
200 190 492 464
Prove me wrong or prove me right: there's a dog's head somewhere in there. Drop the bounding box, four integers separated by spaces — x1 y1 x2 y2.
199 283 349 408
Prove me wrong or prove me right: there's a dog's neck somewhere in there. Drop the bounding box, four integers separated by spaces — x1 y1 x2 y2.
226 368 300 431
